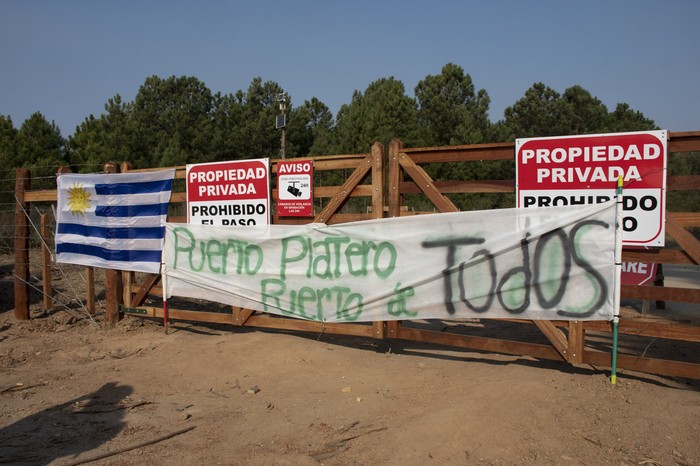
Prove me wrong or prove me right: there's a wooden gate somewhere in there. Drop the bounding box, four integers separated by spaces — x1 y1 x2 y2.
13 135 700 379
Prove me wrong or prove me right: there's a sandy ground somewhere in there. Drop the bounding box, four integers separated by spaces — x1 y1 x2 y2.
1 258 699 466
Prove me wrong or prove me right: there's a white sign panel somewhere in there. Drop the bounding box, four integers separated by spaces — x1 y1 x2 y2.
187 159 270 226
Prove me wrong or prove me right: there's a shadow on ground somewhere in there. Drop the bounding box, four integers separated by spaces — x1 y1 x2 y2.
0 382 132 465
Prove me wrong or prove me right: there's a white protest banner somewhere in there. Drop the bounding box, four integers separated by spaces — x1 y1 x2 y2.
163 201 617 322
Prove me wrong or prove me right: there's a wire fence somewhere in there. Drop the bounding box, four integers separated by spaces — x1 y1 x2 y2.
2 180 104 324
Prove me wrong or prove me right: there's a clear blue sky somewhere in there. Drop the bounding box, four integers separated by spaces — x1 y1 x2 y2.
2 0 699 138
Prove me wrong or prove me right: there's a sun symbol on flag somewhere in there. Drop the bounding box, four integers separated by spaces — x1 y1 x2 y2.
67 184 91 215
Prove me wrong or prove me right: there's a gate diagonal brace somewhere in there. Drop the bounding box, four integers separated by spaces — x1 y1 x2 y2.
533 320 569 361
398 153 459 213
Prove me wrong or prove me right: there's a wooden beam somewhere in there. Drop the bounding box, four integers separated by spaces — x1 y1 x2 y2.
130 274 162 308
621 284 700 303
372 321 387 339
23 189 56 203
141 307 375 337
584 349 700 380
370 142 388 339
387 139 403 218
104 162 122 323
533 320 569 360
622 248 693 265
403 142 515 163
314 154 373 224
243 315 374 337
387 320 401 338
144 307 236 325
666 212 700 227
583 319 700 342
233 307 255 325
395 326 565 361
105 269 122 323
400 179 514 194
567 321 585 364
666 213 700 264
123 271 133 307
398 153 459 213
392 131 700 165
668 131 700 153
170 191 186 203
667 175 700 191
308 155 370 171
370 142 385 221
274 213 378 225
85 267 95 314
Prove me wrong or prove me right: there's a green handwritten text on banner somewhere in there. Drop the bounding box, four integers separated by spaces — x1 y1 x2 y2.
163 202 617 322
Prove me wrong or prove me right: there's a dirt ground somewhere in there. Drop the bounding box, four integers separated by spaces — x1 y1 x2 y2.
1 257 699 466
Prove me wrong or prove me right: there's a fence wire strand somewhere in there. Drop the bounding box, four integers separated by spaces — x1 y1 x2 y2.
11 272 101 325
13 193 97 325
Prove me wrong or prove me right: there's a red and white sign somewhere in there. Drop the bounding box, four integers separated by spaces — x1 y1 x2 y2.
621 261 658 286
186 159 270 226
516 130 667 246
276 160 313 217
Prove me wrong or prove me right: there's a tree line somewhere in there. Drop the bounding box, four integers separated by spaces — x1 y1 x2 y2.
1 62 696 212
1 63 660 171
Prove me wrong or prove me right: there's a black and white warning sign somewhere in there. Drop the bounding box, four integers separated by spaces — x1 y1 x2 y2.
276 160 313 217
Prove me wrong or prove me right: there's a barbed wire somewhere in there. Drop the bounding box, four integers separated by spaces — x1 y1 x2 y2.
11 271 101 326
15 174 61 180
0 163 125 178
0 207 56 213
13 192 97 324
0 162 107 172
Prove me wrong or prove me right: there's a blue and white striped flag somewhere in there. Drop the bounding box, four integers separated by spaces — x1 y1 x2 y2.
56 169 176 273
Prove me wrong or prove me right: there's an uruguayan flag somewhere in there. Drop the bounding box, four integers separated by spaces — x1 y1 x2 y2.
56 169 176 273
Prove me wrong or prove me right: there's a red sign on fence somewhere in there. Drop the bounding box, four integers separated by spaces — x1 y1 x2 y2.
276 160 313 217
621 261 658 286
186 159 270 226
516 130 668 246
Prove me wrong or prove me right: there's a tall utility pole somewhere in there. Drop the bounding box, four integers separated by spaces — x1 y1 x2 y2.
276 94 287 159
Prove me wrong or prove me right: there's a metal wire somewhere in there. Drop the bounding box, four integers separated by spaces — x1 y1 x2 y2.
13 193 97 324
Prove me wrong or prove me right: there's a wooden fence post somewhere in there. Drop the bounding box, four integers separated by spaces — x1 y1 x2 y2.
370 142 385 221
14 168 30 320
104 162 123 323
386 140 403 339
370 142 387 339
86 267 95 314
119 160 134 307
387 139 402 219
